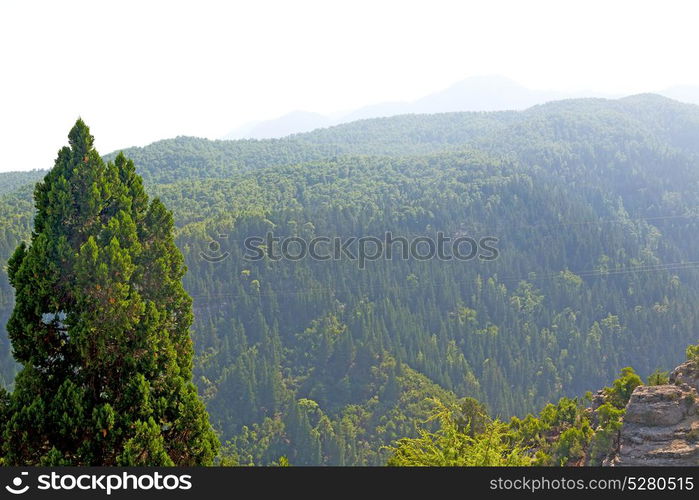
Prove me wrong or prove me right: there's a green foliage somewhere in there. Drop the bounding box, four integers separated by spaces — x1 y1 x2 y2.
117 418 174 466
554 426 592 466
508 396 593 466
454 397 490 436
0 386 7 464
1 120 219 465
505 387 630 466
647 369 670 386
0 171 45 196
386 399 531 466
273 456 290 466
587 402 625 465
686 345 699 365
603 367 643 409
218 356 458 465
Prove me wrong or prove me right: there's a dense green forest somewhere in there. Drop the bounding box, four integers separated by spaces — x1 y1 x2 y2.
3 95 699 464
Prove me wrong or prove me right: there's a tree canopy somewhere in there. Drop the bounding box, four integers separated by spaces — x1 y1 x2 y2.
1 96 699 464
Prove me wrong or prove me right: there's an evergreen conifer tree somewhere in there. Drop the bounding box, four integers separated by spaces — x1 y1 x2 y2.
2 119 219 465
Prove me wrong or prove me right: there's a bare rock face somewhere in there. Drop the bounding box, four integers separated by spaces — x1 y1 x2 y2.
610 383 699 466
670 360 699 392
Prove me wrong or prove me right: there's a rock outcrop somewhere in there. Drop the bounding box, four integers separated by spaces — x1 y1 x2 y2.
608 365 699 466
670 360 699 392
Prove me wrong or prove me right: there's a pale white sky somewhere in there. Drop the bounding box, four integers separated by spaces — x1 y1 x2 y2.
1 0 698 172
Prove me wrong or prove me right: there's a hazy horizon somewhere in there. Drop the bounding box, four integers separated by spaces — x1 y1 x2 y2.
2 0 699 172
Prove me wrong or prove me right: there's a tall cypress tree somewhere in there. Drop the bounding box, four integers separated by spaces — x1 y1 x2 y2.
2 119 219 465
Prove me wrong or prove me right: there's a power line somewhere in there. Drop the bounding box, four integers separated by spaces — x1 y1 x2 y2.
187 209 699 247
187 259 699 303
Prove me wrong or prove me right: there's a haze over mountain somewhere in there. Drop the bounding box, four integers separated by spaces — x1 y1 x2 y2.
223 76 699 141
658 85 699 107
222 76 615 140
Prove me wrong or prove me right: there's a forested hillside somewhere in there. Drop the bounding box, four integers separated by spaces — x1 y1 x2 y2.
0 171 45 196
2 95 699 464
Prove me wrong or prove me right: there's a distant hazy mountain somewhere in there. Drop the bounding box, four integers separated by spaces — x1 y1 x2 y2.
221 77 699 141
409 75 568 113
223 111 333 140
658 85 699 106
223 76 614 140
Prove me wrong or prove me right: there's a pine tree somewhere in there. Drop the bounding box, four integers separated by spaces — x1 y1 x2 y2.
2 119 219 465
